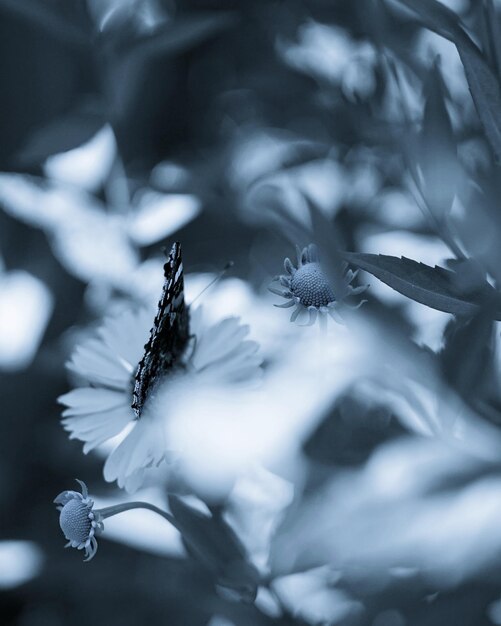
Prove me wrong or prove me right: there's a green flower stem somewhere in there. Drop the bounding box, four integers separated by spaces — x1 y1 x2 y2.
96 502 180 531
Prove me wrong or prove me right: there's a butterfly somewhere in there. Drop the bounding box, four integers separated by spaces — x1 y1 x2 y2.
131 242 190 418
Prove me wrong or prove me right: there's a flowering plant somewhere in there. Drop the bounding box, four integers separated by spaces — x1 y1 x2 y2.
5 0 501 624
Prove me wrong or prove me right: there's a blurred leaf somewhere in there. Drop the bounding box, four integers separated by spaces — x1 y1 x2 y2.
0 0 90 47
127 191 201 246
0 271 54 371
418 58 459 219
445 257 489 295
16 106 105 167
480 0 501 82
440 308 494 401
128 12 237 58
105 12 237 119
394 0 501 161
457 42 501 163
343 252 501 318
305 195 347 297
169 496 260 603
453 183 501 284
249 140 331 189
0 174 139 284
388 0 466 43
304 390 403 467
270 437 501 579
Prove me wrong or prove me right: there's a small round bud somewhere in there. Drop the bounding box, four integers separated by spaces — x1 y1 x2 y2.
269 244 369 325
54 480 103 561
291 263 336 308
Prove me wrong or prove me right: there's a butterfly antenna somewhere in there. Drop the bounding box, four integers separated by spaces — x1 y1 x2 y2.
190 261 234 305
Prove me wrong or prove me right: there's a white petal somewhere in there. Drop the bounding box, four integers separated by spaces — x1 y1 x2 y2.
197 357 263 384
187 307 262 383
98 309 152 368
204 341 260 374
191 317 250 370
62 405 132 453
67 340 130 387
58 388 127 416
103 413 166 492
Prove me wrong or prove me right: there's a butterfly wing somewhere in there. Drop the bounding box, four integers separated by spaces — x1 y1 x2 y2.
132 242 189 417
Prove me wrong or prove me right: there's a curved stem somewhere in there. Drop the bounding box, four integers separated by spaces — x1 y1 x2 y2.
96 501 180 531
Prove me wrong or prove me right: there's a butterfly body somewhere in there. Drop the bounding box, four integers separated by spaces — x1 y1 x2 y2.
132 242 189 418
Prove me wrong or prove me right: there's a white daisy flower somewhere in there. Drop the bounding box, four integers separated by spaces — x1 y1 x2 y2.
59 306 262 492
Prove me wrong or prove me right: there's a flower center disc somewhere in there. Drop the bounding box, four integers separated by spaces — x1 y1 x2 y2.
291 263 335 308
59 499 92 543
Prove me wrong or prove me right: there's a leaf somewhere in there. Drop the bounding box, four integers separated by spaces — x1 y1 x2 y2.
168 496 259 603
394 0 501 161
270 437 501 579
453 185 501 284
16 106 105 166
456 42 501 162
303 390 403 467
484 0 501 83
440 309 494 400
418 58 460 219
388 0 467 43
343 252 501 318
127 191 201 246
249 140 331 189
